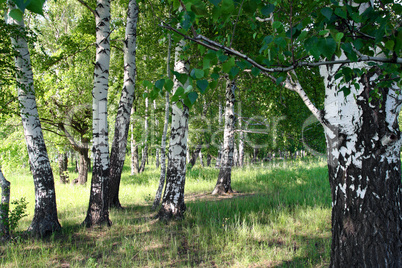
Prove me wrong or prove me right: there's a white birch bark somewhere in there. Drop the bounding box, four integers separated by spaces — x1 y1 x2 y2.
0 167 10 238
212 78 236 195
130 107 139 175
154 100 160 168
84 0 112 227
158 39 189 219
109 0 138 208
139 91 149 173
7 6 61 236
215 102 223 168
238 94 244 167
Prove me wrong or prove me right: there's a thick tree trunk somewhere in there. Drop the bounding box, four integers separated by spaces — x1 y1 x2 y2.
83 0 112 227
0 168 10 239
321 63 402 266
58 152 68 184
77 150 90 184
158 40 189 220
138 93 149 173
7 6 61 237
109 0 138 209
212 79 236 195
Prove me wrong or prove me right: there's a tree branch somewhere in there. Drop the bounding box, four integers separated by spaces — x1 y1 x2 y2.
76 0 96 16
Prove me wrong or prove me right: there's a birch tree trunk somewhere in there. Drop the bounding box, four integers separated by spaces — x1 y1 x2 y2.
7 7 61 237
212 79 236 195
138 92 149 173
158 39 189 220
215 102 223 168
238 96 244 167
58 152 68 184
154 100 160 168
199 150 204 167
83 0 112 227
320 62 402 266
152 33 172 210
0 167 10 239
130 107 139 175
109 0 138 209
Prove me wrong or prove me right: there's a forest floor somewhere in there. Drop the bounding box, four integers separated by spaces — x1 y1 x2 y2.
0 157 331 267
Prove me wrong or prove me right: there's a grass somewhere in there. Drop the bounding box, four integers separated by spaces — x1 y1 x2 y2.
0 158 331 267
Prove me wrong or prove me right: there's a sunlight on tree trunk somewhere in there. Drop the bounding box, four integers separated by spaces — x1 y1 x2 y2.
7 4 61 237
212 79 236 195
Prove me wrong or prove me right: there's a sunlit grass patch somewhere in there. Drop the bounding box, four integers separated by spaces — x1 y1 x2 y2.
1 158 331 267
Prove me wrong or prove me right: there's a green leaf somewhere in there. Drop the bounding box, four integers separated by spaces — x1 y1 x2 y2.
236 61 247 70
335 7 347 19
196 80 208 93
155 79 165 90
209 80 218 90
26 0 45 16
341 43 357 61
263 35 273 44
261 4 274 17
334 32 344 42
219 54 228 62
221 0 234 14
251 67 260 76
319 30 329 36
203 58 211 70
9 9 23 21
274 37 287 49
273 21 282 29
174 86 184 97
321 7 333 21
319 38 336 59
142 80 153 89
194 69 204 79
353 39 364 51
222 57 235 73
229 66 240 80
276 76 285 85
164 79 174 92
385 40 394 51
211 72 220 80
12 0 31 13
188 91 198 105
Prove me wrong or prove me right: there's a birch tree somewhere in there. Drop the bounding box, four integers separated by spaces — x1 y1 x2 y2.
158 39 190 220
82 0 112 227
212 78 236 195
7 4 61 236
160 0 402 265
109 0 139 209
0 167 11 239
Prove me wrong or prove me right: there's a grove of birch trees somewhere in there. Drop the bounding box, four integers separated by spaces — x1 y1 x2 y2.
0 0 401 266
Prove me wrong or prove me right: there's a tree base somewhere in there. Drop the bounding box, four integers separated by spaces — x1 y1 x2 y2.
211 184 233 195
157 201 186 221
82 216 112 228
27 217 61 238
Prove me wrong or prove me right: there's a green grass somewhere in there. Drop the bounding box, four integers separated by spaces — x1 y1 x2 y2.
0 158 331 267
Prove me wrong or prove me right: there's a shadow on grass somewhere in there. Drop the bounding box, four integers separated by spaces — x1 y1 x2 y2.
1 161 331 267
